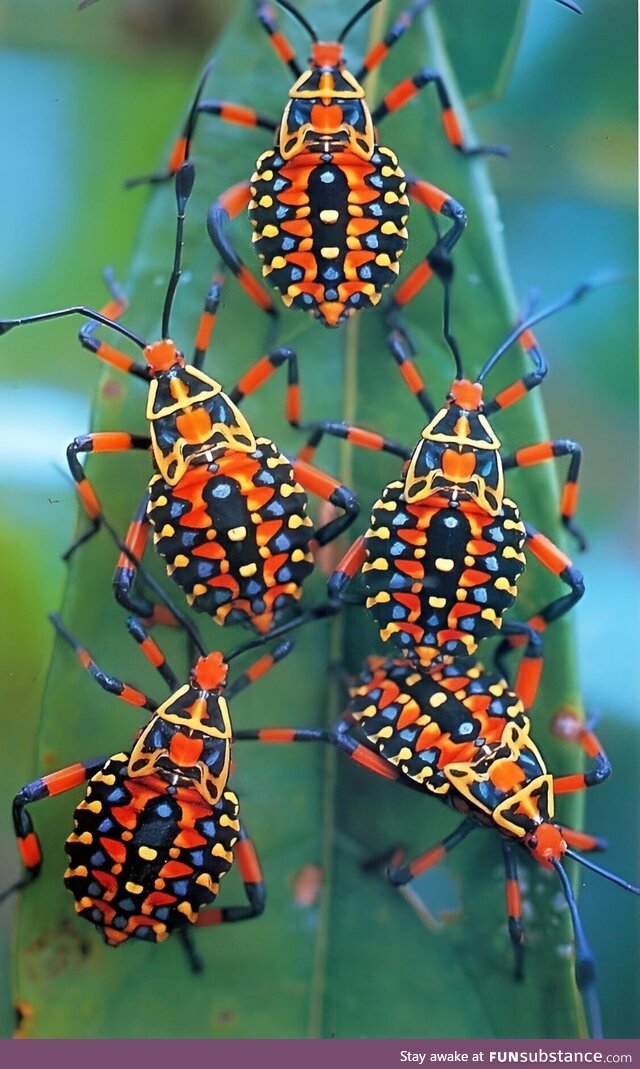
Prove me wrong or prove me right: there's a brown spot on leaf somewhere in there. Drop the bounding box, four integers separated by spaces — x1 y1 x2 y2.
291 863 322 907
102 379 123 401
13 1002 35 1040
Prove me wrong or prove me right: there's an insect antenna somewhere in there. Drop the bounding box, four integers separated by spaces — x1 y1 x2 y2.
0 303 146 350
338 0 385 43
226 636 294 665
564 848 640 895
161 161 196 340
554 0 583 12
476 275 620 385
269 0 318 43
440 268 464 381
552 859 602 1039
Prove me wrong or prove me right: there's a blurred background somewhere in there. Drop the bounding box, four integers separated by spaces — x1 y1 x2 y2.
0 0 636 1039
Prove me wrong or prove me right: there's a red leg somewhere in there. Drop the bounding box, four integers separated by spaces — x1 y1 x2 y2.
328 535 368 604
234 723 401 783
77 270 149 380
123 615 181 691
111 494 164 621
63 430 151 559
522 523 584 636
356 0 432 81
290 458 359 547
550 710 611 796
386 816 478 884
505 622 543 714
0 758 107 901
230 343 412 468
126 57 278 189
195 824 266 926
502 841 525 980
384 176 466 327
207 181 278 317
192 274 223 370
224 637 293 701
294 419 411 468
50 613 158 714
503 439 585 550
559 827 607 853
254 1 303 79
495 523 584 668
488 320 584 549
372 70 505 157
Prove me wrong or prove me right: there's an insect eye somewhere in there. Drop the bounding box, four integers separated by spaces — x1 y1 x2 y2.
338 101 365 129
289 102 310 131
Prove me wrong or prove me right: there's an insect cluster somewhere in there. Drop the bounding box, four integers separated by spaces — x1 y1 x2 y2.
1 0 637 1043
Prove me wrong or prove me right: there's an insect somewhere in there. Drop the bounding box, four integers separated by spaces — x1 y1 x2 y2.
235 643 639 1039
0 613 293 970
130 0 581 329
130 0 516 331
294 280 599 671
0 162 359 635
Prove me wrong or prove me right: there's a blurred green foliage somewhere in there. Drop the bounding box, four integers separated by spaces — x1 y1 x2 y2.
0 0 636 1041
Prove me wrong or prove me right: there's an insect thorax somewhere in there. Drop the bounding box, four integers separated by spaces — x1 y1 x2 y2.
249 142 409 326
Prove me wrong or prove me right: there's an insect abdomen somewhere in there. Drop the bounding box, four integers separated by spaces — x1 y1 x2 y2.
148 438 314 632
63 756 240 945
363 484 526 664
250 146 409 326
347 658 524 793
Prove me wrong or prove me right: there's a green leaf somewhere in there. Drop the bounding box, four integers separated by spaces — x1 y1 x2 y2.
437 0 528 108
5 0 614 1040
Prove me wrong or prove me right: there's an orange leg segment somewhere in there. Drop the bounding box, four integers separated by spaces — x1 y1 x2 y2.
208 181 278 317
0 757 106 902
371 67 506 158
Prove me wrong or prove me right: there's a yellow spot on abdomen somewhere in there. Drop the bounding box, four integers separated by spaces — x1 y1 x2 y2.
138 847 158 862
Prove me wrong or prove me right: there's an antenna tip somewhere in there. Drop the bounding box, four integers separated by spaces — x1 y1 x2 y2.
571 270 631 303
175 161 196 212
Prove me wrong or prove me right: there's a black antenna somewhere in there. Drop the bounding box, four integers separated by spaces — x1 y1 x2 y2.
554 0 582 12
552 860 602 1039
0 305 146 350
270 0 318 43
161 161 196 340
477 276 618 385
439 266 464 381
338 0 385 43
227 635 294 665
226 600 336 663
564 848 640 895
